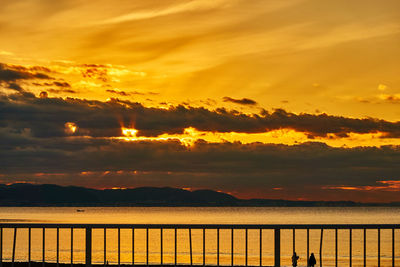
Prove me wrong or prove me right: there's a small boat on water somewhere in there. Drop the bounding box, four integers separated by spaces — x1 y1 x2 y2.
76 209 85 212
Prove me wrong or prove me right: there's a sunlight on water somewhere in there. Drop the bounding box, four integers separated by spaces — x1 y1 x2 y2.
1 207 400 267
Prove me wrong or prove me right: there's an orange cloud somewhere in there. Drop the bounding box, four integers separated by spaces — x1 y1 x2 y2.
323 180 400 192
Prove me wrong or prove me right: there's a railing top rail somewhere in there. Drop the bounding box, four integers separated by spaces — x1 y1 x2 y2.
0 223 399 229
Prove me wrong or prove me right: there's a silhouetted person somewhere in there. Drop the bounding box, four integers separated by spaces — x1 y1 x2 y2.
308 253 316 267
292 252 299 267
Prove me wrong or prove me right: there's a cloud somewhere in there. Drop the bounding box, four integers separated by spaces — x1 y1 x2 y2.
1 127 400 201
2 92 400 139
0 63 53 94
223 97 257 106
96 0 231 25
2 92 400 201
80 65 108 82
47 88 77 94
106 89 158 96
0 63 51 83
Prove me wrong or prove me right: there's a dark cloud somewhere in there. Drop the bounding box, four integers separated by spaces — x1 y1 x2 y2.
106 89 129 96
33 81 71 88
0 63 52 83
2 92 400 139
47 89 77 94
7 82 23 91
106 89 158 96
81 65 108 82
223 96 258 105
1 127 400 201
52 81 72 88
2 92 400 201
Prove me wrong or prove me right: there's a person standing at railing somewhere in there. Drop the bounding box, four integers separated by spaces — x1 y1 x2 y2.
292 252 299 266
308 253 316 267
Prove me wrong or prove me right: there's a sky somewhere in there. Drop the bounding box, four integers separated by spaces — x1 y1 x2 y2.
1 0 400 202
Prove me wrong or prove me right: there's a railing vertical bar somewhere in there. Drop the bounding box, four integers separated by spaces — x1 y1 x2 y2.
28 227 31 267
42 227 45 267
104 228 106 266
349 229 352 267
57 227 59 267
132 228 135 265
160 228 163 265
320 228 323 267
364 228 366 267
378 228 381 267
203 229 205 267
307 228 309 267
12 228 16 267
86 227 92 267
274 229 280 267
245 228 248 267
71 228 73 267
175 228 177 266
146 228 149 266
231 229 234 267
335 228 338 267
189 228 193 266
392 228 395 267
118 227 121 267
259 228 262 267
0 228 2 267
217 228 219 266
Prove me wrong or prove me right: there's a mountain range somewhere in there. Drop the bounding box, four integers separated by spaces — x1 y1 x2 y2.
0 183 397 206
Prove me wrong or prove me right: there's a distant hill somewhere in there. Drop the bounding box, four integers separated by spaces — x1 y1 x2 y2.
0 183 397 206
0 184 237 206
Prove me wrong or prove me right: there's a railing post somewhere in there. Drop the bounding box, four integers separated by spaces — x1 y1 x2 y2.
392 228 395 267
146 228 149 266
203 228 205 266
28 228 31 267
104 228 106 266
231 229 234 267
217 228 219 266
57 228 59 267
42 228 45 267
320 228 324 267
0 228 2 267
349 229 352 267
71 228 73 267
175 228 177 266
132 228 135 265
274 229 280 267
378 228 381 267
245 229 248 266
259 228 262 267
364 228 366 267
86 227 92 267
12 228 17 267
307 228 310 266
160 228 163 265
118 228 121 267
190 228 193 266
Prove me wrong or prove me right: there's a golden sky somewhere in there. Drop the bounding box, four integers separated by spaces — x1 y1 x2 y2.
1 0 400 201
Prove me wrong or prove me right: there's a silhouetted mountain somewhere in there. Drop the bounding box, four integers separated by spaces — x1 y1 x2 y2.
0 183 397 206
0 184 237 206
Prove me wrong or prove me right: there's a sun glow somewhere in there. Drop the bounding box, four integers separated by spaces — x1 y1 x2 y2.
65 122 77 134
118 127 400 148
122 128 138 137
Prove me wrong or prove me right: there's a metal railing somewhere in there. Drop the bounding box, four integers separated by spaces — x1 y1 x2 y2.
0 223 399 267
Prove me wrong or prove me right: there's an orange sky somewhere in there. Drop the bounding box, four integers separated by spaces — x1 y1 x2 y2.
1 0 400 202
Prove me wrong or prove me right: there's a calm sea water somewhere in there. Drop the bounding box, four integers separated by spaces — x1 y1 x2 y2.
0 207 399 266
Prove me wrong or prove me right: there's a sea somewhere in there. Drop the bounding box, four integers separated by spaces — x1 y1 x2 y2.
0 207 399 267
